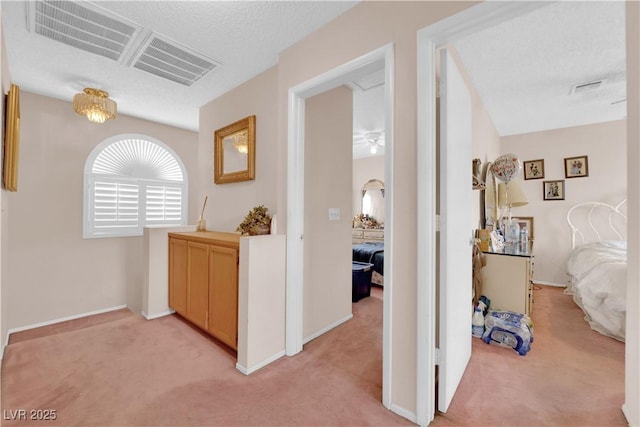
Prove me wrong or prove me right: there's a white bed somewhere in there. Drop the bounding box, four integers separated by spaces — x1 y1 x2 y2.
565 201 627 342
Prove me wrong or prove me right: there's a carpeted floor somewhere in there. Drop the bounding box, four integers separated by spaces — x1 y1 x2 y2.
1 286 411 427
0 285 627 426
432 285 626 426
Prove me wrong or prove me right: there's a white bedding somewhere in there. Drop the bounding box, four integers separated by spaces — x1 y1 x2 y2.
565 240 627 341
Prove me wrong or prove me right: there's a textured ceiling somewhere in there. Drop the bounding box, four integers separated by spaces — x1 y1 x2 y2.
1 0 358 131
1 1 627 148
452 1 626 136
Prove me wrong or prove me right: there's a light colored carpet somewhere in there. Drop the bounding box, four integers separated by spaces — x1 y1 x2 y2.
1 285 626 426
1 289 411 426
432 285 626 426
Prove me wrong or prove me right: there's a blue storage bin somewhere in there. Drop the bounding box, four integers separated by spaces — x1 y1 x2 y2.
352 261 374 302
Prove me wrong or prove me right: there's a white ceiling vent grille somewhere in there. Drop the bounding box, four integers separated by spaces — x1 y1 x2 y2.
129 34 220 86
29 1 142 62
571 79 606 95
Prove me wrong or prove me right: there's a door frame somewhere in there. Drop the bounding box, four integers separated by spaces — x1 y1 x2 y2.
415 2 553 425
286 43 395 407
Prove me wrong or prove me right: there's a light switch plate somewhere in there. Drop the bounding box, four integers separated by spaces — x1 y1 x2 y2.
328 208 340 221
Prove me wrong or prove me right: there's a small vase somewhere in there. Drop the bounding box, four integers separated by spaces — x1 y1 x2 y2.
249 224 270 236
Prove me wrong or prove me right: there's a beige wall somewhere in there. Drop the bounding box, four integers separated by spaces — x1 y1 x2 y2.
276 0 477 412
303 86 353 339
5 91 199 330
502 120 627 285
1 5 9 354
198 66 279 233
625 2 639 424
352 156 385 219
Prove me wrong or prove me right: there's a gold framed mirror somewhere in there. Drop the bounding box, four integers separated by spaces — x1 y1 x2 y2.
3 84 20 192
214 115 255 184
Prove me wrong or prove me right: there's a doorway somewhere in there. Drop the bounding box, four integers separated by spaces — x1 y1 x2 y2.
416 2 555 425
286 43 394 407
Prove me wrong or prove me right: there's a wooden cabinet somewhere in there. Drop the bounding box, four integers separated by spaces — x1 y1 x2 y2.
169 231 240 350
479 248 533 315
352 228 384 244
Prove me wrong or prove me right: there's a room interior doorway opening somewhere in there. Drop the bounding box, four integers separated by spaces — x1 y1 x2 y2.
286 43 394 408
416 2 556 425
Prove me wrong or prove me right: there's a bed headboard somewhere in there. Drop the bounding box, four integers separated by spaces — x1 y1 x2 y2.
566 200 627 249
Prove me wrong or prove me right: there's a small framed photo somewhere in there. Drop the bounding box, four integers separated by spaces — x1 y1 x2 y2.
523 159 544 180
543 180 565 201
564 155 588 178
512 217 534 240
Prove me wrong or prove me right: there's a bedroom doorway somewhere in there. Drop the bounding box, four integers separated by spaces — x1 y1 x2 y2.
416 2 552 424
286 43 394 408
417 1 631 425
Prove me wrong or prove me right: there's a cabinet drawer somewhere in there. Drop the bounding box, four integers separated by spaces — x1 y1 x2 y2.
364 230 384 240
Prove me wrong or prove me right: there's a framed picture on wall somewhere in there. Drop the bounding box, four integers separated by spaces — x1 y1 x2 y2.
523 159 544 180
564 155 589 178
543 180 565 200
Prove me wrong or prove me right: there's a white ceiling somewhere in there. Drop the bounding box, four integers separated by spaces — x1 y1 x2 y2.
1 0 358 131
1 1 627 155
452 1 627 136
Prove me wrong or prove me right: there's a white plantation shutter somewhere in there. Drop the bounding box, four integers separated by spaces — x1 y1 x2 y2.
145 185 182 223
84 135 187 238
93 180 139 229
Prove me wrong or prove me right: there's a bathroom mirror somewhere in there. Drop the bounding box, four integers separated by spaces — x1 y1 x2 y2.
361 179 385 226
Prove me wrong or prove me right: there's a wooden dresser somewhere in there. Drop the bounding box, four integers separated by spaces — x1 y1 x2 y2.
169 231 240 350
352 228 384 244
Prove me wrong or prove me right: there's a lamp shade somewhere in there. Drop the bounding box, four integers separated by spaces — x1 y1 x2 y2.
498 181 528 208
73 88 117 123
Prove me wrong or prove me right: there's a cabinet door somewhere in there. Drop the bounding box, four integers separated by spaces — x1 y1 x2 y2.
187 241 209 329
208 245 239 350
168 237 188 316
480 254 529 314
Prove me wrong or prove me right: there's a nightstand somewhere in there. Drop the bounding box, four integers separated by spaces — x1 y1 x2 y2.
479 243 533 315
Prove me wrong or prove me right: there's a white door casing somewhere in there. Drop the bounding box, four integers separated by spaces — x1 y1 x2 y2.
416 2 551 425
286 43 394 408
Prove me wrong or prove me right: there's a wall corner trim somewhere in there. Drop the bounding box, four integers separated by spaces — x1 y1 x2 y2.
303 313 353 345
235 351 286 376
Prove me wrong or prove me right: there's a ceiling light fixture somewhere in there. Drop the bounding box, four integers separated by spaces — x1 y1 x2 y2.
232 131 249 154
73 88 117 123
365 131 382 155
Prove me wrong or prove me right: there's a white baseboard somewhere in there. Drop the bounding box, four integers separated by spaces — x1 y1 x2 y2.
141 309 175 320
6 305 128 338
303 313 353 344
235 350 286 376
389 403 418 424
621 403 635 426
533 280 567 288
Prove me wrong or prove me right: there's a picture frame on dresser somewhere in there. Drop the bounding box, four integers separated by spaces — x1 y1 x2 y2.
512 217 534 240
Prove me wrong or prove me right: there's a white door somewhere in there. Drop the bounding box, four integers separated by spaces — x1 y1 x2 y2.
438 48 473 413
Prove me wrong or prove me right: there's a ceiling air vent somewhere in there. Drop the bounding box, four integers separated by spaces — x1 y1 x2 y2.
571 79 605 95
28 0 142 62
128 34 220 86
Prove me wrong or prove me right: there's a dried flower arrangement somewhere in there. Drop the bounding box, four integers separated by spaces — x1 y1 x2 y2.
237 205 272 235
353 213 381 229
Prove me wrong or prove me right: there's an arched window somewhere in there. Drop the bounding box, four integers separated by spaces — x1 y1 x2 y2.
83 134 188 238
